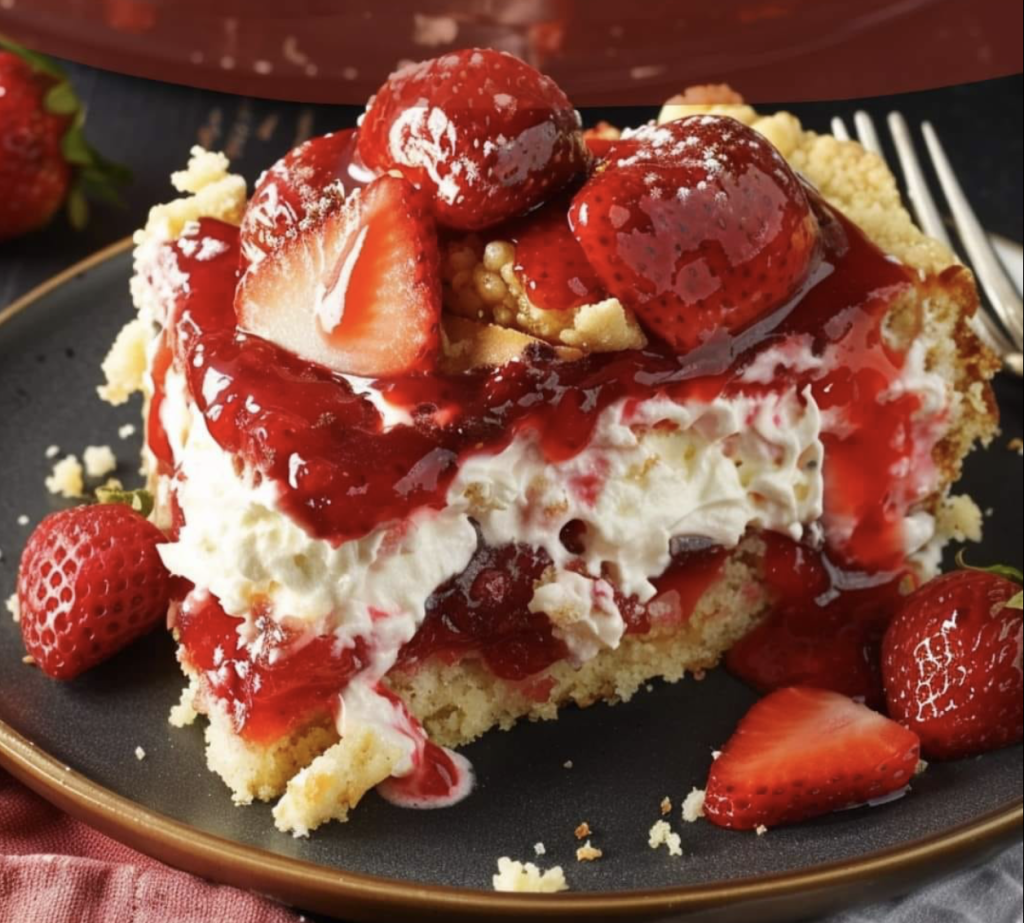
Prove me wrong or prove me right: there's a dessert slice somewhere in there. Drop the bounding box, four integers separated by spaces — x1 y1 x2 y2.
99 50 998 836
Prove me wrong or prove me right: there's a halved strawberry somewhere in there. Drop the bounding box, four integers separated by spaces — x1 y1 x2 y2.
235 174 441 378
239 128 375 272
704 687 921 831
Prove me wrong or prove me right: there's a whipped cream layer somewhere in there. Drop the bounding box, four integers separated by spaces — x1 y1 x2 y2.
158 361 833 662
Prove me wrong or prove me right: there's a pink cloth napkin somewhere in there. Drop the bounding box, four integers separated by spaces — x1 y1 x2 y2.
0 768 302 923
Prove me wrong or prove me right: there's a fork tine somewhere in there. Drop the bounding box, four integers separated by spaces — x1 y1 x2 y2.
922 121 1024 350
886 112 953 249
830 117 851 142
853 111 884 158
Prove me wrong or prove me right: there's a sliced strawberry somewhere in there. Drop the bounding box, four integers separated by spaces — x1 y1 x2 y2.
507 192 606 311
239 128 375 271
359 48 589 231
882 568 1023 760
236 174 441 378
704 687 921 831
569 116 819 355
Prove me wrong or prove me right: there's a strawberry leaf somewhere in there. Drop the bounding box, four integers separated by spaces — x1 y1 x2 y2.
1007 591 1023 611
95 486 154 519
0 35 67 80
66 186 89 230
954 550 1024 585
44 81 80 116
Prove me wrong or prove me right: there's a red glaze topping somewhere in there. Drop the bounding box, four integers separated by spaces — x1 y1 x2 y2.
239 128 373 272
164 193 918 578
236 174 442 378
507 192 606 311
570 116 820 354
175 591 368 745
358 48 589 230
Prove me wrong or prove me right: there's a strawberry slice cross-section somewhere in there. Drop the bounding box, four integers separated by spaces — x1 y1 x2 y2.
236 173 442 378
704 686 921 831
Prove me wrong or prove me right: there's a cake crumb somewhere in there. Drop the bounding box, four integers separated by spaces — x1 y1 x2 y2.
533 842 546 857
45 455 85 499
576 840 603 862
648 820 682 856
660 797 672 816
97 318 150 406
681 787 706 823
6 594 19 623
22 655 36 666
1009 437 1023 455
83 445 118 479
711 750 722 760
915 759 929 776
755 824 768 836
118 423 137 439
134 746 147 761
563 760 573 769
574 822 591 840
45 445 60 459
492 857 568 893
17 515 29 526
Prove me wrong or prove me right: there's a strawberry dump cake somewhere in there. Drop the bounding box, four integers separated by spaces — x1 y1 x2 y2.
73 50 1003 835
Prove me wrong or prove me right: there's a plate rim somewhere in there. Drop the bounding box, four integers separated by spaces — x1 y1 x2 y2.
1 241 1021 921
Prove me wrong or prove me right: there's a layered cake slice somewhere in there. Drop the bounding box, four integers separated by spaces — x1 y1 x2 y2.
98 50 997 835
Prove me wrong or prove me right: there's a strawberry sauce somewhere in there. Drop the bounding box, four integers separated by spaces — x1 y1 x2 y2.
725 533 912 707
157 188 937 751
175 592 369 744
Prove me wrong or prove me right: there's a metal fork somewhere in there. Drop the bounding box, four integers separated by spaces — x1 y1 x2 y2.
831 111 1023 377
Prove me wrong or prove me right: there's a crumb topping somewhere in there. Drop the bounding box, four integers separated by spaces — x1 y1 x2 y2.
648 820 683 856
83 445 118 479
576 840 603 862
681 787 706 823
442 235 647 355
574 821 591 840
492 857 569 893
659 796 672 816
45 455 85 499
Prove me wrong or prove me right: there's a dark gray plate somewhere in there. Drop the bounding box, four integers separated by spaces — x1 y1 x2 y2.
0 243 1021 922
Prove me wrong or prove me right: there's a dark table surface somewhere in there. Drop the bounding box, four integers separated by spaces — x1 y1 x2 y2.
0 60 1021 923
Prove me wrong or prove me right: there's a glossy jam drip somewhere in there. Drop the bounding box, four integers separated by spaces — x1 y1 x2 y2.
726 533 913 707
397 541 566 681
165 195 916 576
507 193 605 310
175 592 367 744
395 541 728 681
373 686 475 808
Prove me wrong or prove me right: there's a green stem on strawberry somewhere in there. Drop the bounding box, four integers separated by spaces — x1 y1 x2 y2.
953 549 1023 589
0 34 131 229
94 486 155 519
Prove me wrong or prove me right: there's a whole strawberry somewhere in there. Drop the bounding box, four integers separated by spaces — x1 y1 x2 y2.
882 565 1023 760
359 48 589 231
0 39 129 242
569 115 820 355
17 503 171 680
